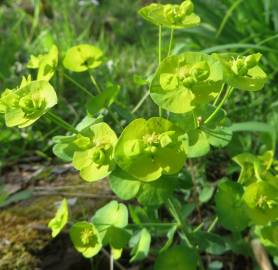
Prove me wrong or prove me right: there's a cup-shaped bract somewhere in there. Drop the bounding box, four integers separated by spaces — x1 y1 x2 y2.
0 80 57 128
27 45 58 81
150 52 223 114
138 0 200 29
72 122 117 182
63 44 103 72
70 222 102 258
243 181 278 225
215 53 267 91
114 117 187 182
53 133 92 162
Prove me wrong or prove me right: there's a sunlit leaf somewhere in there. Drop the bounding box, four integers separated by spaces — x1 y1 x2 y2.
48 199 69 237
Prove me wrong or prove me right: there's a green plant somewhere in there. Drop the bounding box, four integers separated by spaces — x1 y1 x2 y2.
1 0 277 269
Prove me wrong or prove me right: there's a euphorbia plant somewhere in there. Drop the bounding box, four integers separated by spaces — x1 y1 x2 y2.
1 0 277 269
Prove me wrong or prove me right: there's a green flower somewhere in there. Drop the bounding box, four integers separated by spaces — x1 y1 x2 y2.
139 0 200 29
72 122 117 182
150 52 223 114
114 117 187 182
63 44 103 72
69 222 102 258
215 53 267 91
243 181 278 225
27 45 58 81
48 198 68 238
0 79 57 128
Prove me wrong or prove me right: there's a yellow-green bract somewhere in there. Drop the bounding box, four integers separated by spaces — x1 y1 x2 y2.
27 45 58 81
72 122 117 182
138 0 200 29
69 222 102 258
63 44 103 72
215 53 267 91
150 52 223 114
48 198 68 238
0 79 57 128
91 200 130 259
243 181 278 225
114 117 187 182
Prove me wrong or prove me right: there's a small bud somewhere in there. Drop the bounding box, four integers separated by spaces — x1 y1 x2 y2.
182 76 195 87
179 0 193 16
231 58 247 76
244 53 261 69
191 61 210 81
92 148 105 164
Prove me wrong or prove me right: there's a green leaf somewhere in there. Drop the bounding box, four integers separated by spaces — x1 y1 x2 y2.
232 153 260 185
137 175 179 206
215 180 249 232
48 198 68 237
231 121 276 151
205 125 232 147
0 189 33 208
154 245 198 270
91 200 128 231
75 115 103 131
108 167 141 200
114 117 187 182
193 232 228 255
129 228 151 262
150 52 222 114
138 1 200 29
187 129 210 158
63 44 103 72
103 227 131 249
255 221 278 248
69 221 102 258
160 225 177 252
199 184 214 203
87 83 120 116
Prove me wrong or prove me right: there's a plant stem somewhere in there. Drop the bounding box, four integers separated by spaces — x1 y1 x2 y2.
167 199 193 248
207 216 219 233
167 28 174 56
213 83 225 106
158 25 162 117
127 222 176 228
110 251 114 270
158 25 162 64
204 86 233 124
46 111 78 134
64 73 94 97
189 160 202 223
89 72 102 94
87 72 123 130
132 90 150 113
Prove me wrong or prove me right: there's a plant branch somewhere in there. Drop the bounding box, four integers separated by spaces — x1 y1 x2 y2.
101 249 126 270
46 111 78 134
64 73 94 97
132 90 150 113
204 86 233 124
207 216 218 233
167 199 193 248
158 25 162 117
167 28 174 57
